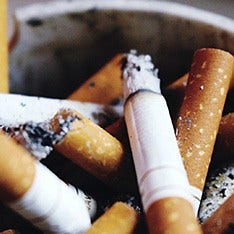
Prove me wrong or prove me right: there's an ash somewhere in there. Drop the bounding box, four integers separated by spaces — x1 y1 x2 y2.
1 112 76 160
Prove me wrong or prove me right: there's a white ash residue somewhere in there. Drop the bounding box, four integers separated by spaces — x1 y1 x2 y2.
122 50 160 99
198 163 234 223
1 113 77 160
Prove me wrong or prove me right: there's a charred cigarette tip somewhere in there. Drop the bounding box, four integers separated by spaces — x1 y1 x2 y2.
122 50 161 99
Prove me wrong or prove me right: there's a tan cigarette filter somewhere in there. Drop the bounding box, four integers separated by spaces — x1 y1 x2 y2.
0 131 35 202
176 48 234 190
147 197 202 234
165 68 234 96
202 194 234 234
216 112 234 154
165 72 189 93
0 0 8 93
85 202 139 234
50 109 124 180
68 54 124 104
0 230 17 234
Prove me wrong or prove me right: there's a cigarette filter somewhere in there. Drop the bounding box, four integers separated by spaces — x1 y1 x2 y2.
0 0 8 93
50 109 125 182
202 194 234 234
85 202 139 234
176 48 234 212
216 112 234 155
0 131 91 233
68 54 124 104
0 230 17 234
123 51 201 234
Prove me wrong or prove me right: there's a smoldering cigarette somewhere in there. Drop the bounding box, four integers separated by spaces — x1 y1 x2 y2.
68 54 124 105
0 131 93 233
122 51 202 234
176 48 234 212
85 202 139 234
201 194 234 234
0 93 123 127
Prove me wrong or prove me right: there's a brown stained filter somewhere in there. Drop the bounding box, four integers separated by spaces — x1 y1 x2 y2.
176 48 234 190
68 54 124 104
85 202 139 234
0 132 35 202
50 109 124 180
146 197 202 234
202 194 234 234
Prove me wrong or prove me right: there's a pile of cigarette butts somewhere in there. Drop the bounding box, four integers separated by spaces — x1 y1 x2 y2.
0 48 233 234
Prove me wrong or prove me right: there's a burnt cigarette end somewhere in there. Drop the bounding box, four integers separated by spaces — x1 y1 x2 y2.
0 109 77 160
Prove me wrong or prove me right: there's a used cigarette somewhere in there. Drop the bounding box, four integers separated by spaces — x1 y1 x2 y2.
0 131 91 233
0 230 17 234
216 112 234 155
85 202 139 234
68 54 124 105
176 48 234 213
0 93 123 127
0 0 8 93
49 109 125 183
122 51 201 234
198 163 234 224
202 194 234 234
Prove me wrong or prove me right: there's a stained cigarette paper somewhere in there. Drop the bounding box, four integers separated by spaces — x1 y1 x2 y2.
202 194 234 234
68 54 124 104
0 131 91 233
0 0 8 93
123 51 201 234
176 48 234 210
85 202 139 234
0 93 123 127
50 109 125 182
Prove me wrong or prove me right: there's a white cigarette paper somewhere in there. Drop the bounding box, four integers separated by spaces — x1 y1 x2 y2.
7 162 91 233
0 93 123 127
123 51 193 211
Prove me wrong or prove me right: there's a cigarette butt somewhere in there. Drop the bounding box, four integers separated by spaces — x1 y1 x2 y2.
216 112 234 155
0 131 91 233
85 202 139 234
165 72 189 92
0 230 17 234
50 109 124 180
123 51 202 234
68 54 124 104
202 194 234 234
176 48 234 204
0 0 8 93
147 197 201 234
0 131 35 202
